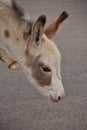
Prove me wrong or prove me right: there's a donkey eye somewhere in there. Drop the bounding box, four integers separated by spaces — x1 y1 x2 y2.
41 66 51 72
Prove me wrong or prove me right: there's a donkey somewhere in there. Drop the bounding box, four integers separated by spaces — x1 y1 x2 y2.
0 0 68 102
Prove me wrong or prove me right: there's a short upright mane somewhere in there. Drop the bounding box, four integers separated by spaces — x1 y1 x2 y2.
12 0 24 19
11 0 33 38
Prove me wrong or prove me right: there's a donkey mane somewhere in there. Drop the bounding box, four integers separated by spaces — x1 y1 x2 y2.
11 0 24 19
11 0 33 39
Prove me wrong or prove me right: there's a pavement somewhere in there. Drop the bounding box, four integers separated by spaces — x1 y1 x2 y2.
0 0 87 130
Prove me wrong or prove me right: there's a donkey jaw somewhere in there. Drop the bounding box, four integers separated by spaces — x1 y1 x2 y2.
23 65 65 102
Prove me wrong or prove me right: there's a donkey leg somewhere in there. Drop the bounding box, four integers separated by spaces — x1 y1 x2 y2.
0 48 19 70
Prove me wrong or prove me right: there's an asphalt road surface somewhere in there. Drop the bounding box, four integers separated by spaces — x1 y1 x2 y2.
0 0 87 130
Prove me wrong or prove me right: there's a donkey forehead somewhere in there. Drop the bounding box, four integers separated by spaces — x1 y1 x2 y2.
42 34 60 54
28 34 61 68
40 34 61 64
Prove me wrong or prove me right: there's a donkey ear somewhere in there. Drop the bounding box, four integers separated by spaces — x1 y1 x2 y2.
31 15 46 45
44 11 68 39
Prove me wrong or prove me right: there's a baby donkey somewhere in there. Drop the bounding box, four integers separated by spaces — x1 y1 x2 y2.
0 0 68 102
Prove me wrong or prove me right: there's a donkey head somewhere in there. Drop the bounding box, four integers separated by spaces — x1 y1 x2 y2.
23 12 68 102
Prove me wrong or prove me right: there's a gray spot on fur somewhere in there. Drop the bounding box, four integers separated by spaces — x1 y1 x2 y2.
4 30 10 38
16 38 19 41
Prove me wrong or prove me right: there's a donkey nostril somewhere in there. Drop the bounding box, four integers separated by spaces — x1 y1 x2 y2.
58 96 61 101
50 95 62 102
